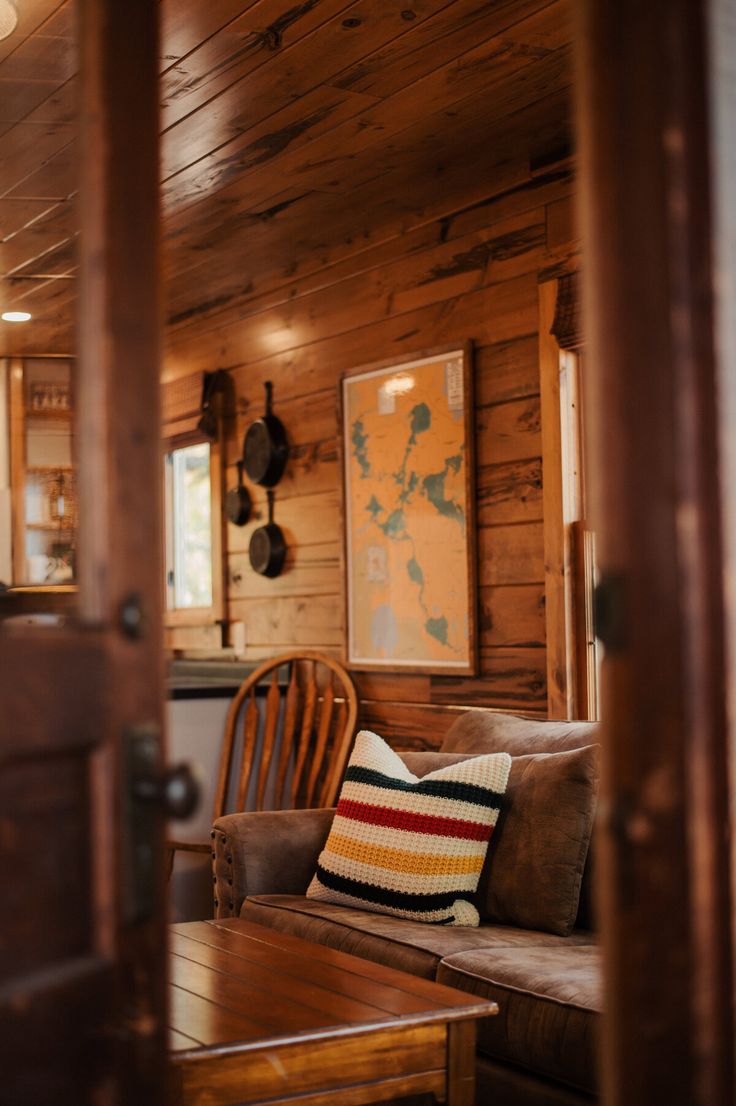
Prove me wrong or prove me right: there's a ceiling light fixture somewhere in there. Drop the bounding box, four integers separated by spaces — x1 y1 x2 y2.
0 1 18 42
2 311 32 322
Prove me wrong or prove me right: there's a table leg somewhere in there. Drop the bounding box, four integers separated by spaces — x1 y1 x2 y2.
446 1021 476 1106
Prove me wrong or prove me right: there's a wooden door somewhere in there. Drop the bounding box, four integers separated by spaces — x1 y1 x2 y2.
576 0 736 1103
0 1 176 1102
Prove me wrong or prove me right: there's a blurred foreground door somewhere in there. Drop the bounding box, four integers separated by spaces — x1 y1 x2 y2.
0 1 176 1102
577 1 736 1104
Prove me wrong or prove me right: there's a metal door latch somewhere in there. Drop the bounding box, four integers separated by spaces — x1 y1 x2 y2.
122 723 200 925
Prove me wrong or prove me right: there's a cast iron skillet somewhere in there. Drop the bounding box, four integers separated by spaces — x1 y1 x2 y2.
225 460 252 527
249 490 287 577
243 380 289 487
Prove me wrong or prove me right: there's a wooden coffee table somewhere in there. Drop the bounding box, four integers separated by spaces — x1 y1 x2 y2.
168 919 497 1106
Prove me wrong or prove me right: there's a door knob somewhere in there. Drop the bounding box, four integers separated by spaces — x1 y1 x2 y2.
133 760 201 820
162 762 201 820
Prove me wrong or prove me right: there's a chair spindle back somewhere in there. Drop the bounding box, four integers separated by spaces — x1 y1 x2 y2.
213 651 358 819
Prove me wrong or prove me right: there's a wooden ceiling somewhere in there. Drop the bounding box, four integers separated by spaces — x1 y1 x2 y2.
0 0 573 359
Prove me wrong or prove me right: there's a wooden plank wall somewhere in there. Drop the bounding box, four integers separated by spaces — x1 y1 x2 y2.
163 164 579 748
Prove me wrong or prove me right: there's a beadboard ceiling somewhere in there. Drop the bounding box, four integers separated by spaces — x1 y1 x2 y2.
0 0 573 357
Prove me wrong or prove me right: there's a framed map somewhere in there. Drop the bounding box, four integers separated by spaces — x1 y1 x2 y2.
340 344 477 674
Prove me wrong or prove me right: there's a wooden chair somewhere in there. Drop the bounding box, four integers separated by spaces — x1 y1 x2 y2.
167 650 359 875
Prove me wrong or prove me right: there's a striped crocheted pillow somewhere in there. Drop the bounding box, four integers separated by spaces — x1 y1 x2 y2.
307 730 511 927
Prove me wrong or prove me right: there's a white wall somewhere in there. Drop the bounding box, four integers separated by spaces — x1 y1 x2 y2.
167 696 233 922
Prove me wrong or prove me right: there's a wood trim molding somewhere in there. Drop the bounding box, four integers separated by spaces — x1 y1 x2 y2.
539 280 574 718
210 432 226 626
707 10 736 1086
8 359 25 584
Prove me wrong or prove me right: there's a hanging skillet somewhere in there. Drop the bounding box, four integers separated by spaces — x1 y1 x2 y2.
249 490 287 578
243 380 289 487
225 460 252 527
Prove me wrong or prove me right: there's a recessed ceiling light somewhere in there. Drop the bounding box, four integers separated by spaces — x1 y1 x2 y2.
0 1 18 42
2 311 32 322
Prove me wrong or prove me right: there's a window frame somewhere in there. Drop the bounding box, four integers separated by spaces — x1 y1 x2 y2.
162 427 225 630
539 277 599 720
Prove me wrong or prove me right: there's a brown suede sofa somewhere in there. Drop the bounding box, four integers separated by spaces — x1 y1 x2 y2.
212 711 600 1106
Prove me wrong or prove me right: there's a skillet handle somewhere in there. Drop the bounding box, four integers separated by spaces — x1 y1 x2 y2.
264 379 273 416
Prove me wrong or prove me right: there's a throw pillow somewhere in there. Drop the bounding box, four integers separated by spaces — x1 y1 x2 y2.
307 729 511 927
403 745 599 936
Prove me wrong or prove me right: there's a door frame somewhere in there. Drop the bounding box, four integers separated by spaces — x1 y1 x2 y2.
0 0 168 1102
576 0 736 1102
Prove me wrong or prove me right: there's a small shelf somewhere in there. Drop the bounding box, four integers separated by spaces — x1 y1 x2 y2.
25 522 75 531
26 408 74 421
6 585 77 595
26 464 74 473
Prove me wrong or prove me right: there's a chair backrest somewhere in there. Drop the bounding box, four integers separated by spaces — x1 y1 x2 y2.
213 651 359 819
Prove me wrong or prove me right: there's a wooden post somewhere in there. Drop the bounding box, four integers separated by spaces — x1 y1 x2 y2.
576 1 736 1103
76 0 166 1099
77 0 162 630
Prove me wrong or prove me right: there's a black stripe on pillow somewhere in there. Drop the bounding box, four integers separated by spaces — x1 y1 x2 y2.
315 863 466 913
345 765 507 809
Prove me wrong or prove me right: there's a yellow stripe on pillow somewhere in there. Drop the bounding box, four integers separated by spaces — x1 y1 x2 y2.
328 832 486 877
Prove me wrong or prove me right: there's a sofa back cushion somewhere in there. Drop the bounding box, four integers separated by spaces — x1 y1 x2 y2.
478 746 597 935
441 710 598 757
439 709 599 931
402 742 598 937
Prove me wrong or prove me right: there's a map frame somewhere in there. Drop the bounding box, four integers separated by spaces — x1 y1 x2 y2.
339 342 478 675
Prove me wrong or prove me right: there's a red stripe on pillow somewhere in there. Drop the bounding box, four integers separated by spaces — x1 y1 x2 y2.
336 798 494 842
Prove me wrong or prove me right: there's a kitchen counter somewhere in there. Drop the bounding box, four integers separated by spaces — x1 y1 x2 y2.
167 658 253 699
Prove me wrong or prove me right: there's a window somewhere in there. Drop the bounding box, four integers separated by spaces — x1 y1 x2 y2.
163 435 223 627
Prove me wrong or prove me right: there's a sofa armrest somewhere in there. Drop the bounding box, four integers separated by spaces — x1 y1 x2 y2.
212 807 335 919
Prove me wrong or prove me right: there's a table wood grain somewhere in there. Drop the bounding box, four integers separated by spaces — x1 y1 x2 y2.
168 919 497 1106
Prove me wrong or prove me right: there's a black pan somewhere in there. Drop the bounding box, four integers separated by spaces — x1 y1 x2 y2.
243 380 289 487
225 460 252 527
249 490 287 577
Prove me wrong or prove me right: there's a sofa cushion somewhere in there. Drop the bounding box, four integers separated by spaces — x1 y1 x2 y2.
439 712 600 932
441 711 598 757
480 746 598 935
241 894 595 980
437 945 601 1095
307 730 511 926
405 746 598 936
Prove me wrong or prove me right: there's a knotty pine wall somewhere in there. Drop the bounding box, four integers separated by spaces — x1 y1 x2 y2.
163 164 579 749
